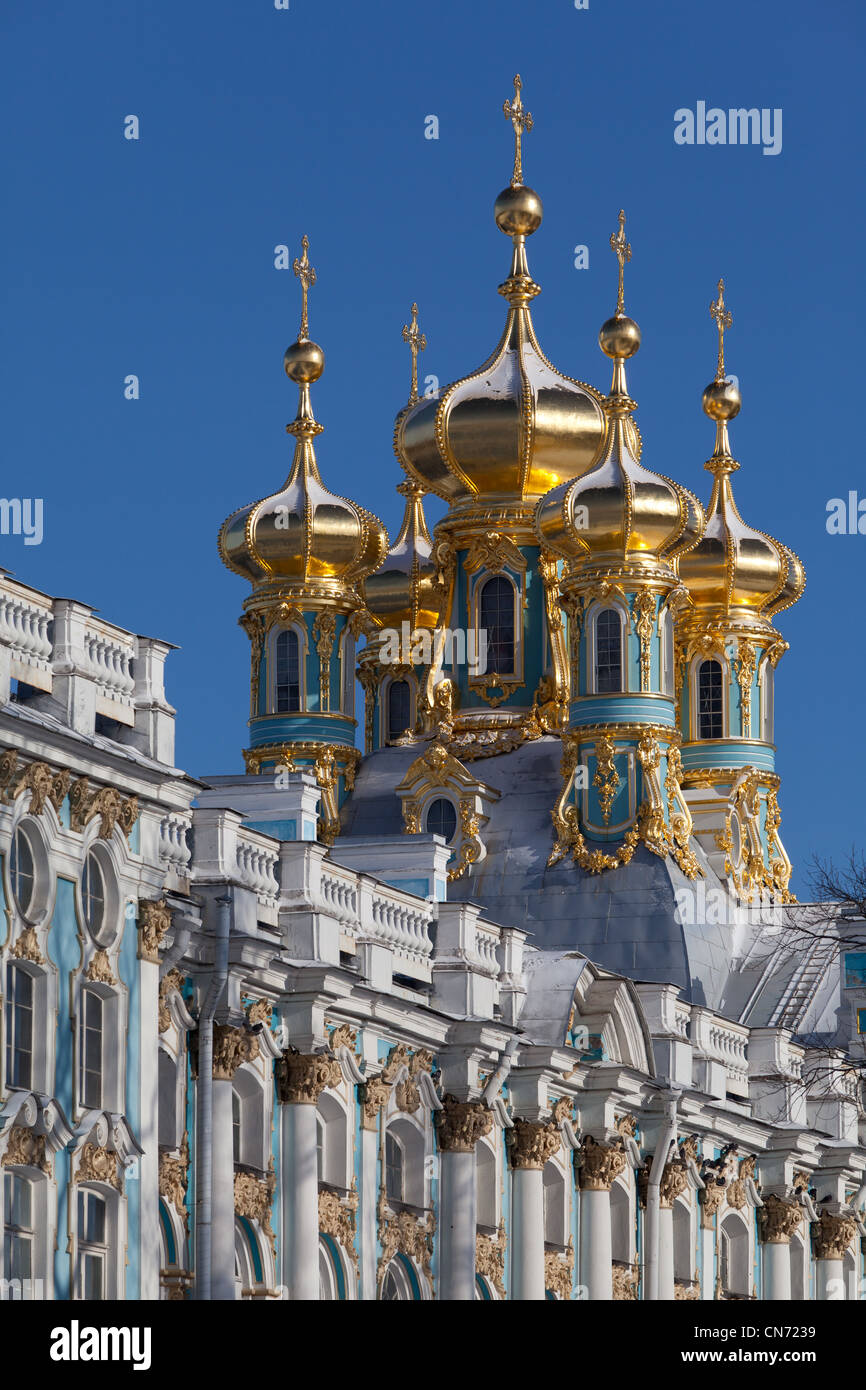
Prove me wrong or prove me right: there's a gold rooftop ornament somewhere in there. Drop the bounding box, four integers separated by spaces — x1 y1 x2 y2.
610 210 632 318
401 302 427 405
503 73 533 187
709 277 733 384
292 234 317 341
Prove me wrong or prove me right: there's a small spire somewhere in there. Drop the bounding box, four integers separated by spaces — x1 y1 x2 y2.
503 74 533 187
609 210 632 318
401 303 427 405
709 278 732 384
292 235 317 341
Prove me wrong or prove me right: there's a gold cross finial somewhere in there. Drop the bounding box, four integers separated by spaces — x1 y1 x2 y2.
610 210 631 317
503 74 533 187
710 278 732 382
401 302 427 404
292 235 317 340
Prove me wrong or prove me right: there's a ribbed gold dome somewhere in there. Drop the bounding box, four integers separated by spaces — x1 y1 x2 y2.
395 187 621 506
219 336 388 593
362 478 443 631
679 280 805 621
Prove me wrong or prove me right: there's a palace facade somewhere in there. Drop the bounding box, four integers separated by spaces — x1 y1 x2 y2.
2 78 865 1302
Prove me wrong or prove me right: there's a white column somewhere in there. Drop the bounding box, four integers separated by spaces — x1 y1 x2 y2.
211 1079 236 1300
280 1102 320 1301
439 1151 476 1300
511 1168 545 1300
816 1257 844 1300
762 1241 791 1300
700 1214 716 1299
276 1051 341 1301
580 1190 613 1300
658 1205 675 1300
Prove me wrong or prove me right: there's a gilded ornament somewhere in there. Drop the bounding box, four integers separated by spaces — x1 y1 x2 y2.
359 1075 391 1131
758 1194 802 1245
632 590 656 693
812 1211 858 1262
85 950 116 985
612 1262 640 1300
2 1125 50 1173
476 1223 507 1298
12 926 44 964
137 898 172 964
592 734 619 828
211 1024 259 1082
544 1238 574 1300
234 1163 277 1253
318 1187 359 1268
378 1200 435 1294
159 1136 190 1231
312 611 337 714
158 969 185 1034
76 1142 121 1190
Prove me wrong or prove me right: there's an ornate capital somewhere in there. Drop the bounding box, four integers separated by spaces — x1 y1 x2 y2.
436 1096 493 1153
758 1193 802 1245
507 1117 562 1171
359 1075 391 1130
138 898 172 964
579 1135 627 1191
699 1179 726 1227
212 1025 259 1082
812 1211 857 1261
275 1050 342 1105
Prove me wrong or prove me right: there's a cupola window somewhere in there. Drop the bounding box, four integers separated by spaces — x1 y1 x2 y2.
698 660 724 740
10 826 35 918
275 630 301 712
387 680 411 741
594 609 623 693
479 576 516 675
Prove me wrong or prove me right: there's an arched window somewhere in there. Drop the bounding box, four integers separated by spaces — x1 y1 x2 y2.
543 1161 567 1246
697 660 724 740
5 963 33 1090
381 1254 420 1301
479 576 516 675
594 609 622 693
425 798 457 844
158 1049 178 1150
385 1131 404 1205
317 1093 349 1189
3 1172 34 1284
232 1069 265 1171
387 679 411 741
76 1189 108 1300
719 1214 749 1297
475 1142 497 1230
80 988 104 1111
610 1180 632 1265
81 852 105 937
673 1198 693 1283
275 629 301 713
9 826 35 917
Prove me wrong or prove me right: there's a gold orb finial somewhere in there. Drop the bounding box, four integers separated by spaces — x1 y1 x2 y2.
285 235 324 384
703 279 741 424
599 210 640 362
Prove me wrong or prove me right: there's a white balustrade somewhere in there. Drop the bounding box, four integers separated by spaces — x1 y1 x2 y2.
84 621 136 705
159 813 192 871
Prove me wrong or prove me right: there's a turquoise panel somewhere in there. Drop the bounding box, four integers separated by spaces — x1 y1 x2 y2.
570 695 676 727
249 714 356 747
243 818 297 840
680 741 775 772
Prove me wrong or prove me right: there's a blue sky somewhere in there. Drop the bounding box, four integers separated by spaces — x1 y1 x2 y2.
1 0 862 892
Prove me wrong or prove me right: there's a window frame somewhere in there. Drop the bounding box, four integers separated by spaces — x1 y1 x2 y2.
586 602 629 696
268 622 307 715
692 656 728 741
385 676 414 744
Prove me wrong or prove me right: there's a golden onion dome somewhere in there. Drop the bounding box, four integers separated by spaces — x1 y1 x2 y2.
678 281 805 620
395 77 620 509
218 238 388 595
535 213 704 570
362 477 443 631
